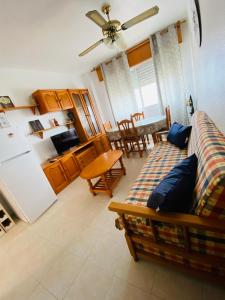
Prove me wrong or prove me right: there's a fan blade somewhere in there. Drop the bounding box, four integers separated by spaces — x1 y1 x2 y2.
86 10 108 28
121 6 159 30
79 39 104 57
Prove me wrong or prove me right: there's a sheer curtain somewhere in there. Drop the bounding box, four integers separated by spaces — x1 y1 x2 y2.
101 52 138 122
150 25 188 124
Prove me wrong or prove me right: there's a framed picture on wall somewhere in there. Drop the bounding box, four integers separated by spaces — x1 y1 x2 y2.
0 96 14 108
191 0 202 47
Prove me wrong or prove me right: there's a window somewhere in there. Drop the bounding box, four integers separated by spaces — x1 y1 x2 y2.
131 59 160 110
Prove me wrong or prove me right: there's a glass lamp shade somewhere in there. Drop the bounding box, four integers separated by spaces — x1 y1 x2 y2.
103 33 127 51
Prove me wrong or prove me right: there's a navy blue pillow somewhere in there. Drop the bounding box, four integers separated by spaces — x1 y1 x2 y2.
167 122 192 149
147 154 198 213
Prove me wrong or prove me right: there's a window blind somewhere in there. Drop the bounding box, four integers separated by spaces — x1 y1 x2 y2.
134 59 156 86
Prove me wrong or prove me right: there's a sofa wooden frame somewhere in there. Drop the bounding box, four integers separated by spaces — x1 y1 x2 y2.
108 201 225 285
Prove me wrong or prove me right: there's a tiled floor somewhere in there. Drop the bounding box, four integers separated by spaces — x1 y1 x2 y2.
0 153 225 300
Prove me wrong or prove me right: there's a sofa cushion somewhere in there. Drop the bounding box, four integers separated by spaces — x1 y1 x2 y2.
187 112 225 219
167 122 192 149
126 142 188 206
147 154 198 213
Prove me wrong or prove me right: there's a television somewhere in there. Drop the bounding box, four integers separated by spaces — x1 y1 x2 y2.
51 129 80 155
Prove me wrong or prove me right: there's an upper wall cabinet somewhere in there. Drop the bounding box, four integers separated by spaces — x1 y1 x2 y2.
32 88 103 143
32 89 73 114
55 90 73 110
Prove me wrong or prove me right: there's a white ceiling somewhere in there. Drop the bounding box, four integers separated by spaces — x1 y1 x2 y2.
0 0 188 74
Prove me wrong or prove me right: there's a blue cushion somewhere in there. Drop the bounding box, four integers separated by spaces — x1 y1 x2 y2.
167 122 192 148
147 154 198 213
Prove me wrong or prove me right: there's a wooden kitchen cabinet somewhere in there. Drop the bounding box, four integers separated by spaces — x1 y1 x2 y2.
32 90 61 114
32 88 103 142
80 90 101 135
60 153 80 182
42 137 109 193
43 161 68 194
55 90 73 110
68 89 102 141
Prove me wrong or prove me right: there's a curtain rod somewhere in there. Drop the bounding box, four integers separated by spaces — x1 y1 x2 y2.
91 19 186 72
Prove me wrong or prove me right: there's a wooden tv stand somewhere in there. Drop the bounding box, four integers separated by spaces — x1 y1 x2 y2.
42 133 111 194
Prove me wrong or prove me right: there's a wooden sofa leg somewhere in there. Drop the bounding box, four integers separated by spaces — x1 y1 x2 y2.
125 233 139 262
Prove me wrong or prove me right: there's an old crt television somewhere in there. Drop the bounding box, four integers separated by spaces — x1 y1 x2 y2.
51 129 80 155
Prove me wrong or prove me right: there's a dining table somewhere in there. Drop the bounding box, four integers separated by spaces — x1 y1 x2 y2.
105 114 167 143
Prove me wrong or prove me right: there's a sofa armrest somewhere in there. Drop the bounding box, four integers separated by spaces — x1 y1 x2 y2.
108 201 225 233
155 130 169 143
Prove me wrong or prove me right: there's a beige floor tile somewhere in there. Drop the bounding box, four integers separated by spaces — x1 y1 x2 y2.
65 228 100 259
28 284 56 300
0 270 38 300
105 276 161 300
114 254 155 294
40 251 85 299
151 265 203 300
63 258 114 300
7 235 63 282
88 228 128 274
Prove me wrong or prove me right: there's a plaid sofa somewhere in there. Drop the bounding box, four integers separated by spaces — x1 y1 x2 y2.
114 111 225 277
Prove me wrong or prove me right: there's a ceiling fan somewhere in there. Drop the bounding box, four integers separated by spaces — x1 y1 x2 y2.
79 4 159 57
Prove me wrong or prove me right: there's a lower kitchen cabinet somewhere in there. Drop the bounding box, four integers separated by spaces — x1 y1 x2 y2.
42 135 111 194
43 161 68 194
60 153 80 182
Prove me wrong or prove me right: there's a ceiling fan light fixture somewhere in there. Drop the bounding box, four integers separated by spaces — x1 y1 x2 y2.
79 4 159 56
103 35 126 51
103 37 117 50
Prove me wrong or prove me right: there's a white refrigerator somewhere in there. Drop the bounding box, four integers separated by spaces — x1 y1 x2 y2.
0 127 57 223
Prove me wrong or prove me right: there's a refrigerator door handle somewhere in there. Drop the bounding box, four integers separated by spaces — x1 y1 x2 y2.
0 150 32 165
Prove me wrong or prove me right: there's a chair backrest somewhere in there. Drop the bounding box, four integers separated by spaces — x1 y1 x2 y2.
103 121 112 131
117 119 137 138
131 112 144 122
165 106 171 129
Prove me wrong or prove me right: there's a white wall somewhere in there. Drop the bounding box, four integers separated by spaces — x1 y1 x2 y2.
0 68 84 163
180 22 195 103
187 0 225 133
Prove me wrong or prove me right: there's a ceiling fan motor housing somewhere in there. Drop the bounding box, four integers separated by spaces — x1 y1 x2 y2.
102 20 121 42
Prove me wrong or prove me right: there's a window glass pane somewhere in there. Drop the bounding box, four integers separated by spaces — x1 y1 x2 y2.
141 83 159 106
130 59 160 109
134 88 142 110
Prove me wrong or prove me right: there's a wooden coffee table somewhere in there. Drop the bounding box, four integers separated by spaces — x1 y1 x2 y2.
80 150 126 197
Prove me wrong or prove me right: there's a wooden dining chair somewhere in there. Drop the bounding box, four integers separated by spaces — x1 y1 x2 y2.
131 111 150 144
154 106 172 143
117 119 146 158
103 121 124 152
131 112 144 122
103 121 112 131
165 106 172 129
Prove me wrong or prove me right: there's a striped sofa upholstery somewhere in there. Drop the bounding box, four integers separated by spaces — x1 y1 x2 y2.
190 112 225 219
115 111 225 276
